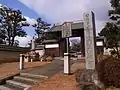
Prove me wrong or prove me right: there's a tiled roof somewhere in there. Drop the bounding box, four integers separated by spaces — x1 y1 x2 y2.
48 22 84 32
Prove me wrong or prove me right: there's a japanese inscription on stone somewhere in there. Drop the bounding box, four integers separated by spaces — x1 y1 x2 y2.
62 22 72 38
83 11 96 70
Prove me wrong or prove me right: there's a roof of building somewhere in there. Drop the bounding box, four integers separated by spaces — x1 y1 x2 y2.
48 21 84 32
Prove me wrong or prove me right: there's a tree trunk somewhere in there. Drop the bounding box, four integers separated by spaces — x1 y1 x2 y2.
11 36 15 46
8 37 11 46
7 27 11 46
11 23 16 46
115 46 120 59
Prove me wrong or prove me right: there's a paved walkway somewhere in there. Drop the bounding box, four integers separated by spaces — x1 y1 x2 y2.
23 59 76 78
0 58 83 80
22 57 85 78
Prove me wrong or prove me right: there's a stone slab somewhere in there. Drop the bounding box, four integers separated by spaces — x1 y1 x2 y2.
0 85 13 90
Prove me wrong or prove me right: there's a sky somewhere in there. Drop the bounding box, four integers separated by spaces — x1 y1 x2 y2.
0 0 111 47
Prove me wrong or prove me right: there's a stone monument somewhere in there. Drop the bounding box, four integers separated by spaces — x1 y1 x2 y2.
19 54 24 70
76 11 99 90
31 37 35 50
84 11 96 69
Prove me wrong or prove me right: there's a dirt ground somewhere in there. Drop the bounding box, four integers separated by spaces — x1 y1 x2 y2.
0 60 84 90
30 62 85 90
30 72 77 90
0 61 49 78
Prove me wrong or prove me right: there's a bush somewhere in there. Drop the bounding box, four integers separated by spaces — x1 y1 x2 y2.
97 56 120 88
110 50 117 55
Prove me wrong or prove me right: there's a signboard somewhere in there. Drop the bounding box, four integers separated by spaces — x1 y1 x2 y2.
62 22 72 38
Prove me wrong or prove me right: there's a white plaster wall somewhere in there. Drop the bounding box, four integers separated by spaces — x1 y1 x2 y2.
96 41 103 46
45 44 59 48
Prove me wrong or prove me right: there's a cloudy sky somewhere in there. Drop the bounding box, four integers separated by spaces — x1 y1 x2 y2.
0 0 111 47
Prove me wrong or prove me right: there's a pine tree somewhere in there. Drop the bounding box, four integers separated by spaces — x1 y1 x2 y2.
0 5 29 46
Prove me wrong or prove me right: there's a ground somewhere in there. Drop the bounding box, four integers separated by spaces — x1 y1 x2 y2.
30 61 85 90
0 61 49 79
30 72 77 90
0 59 85 90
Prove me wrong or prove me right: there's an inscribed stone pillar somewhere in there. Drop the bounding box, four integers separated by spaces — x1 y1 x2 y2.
83 11 96 70
20 54 24 70
76 12 99 90
31 37 35 50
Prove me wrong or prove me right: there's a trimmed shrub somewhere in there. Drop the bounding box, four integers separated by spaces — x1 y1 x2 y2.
97 56 120 88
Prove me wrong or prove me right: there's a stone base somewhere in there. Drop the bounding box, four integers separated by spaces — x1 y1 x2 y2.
64 53 70 74
75 69 101 90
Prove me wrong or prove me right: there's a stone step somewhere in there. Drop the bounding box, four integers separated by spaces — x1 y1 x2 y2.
0 85 13 90
0 84 23 90
20 74 42 81
20 73 48 79
14 76 39 85
6 80 31 90
12 79 33 87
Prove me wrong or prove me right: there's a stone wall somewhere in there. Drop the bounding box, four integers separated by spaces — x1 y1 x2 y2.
0 45 30 63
